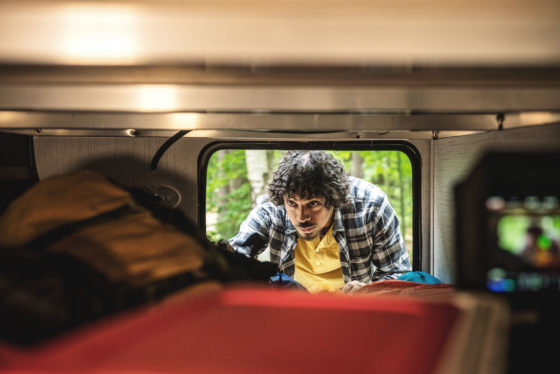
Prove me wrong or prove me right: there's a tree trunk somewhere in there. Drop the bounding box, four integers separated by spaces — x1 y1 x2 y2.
351 152 364 178
245 150 269 205
217 150 230 205
397 152 406 239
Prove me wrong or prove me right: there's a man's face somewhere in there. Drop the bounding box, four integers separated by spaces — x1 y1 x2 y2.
283 194 334 240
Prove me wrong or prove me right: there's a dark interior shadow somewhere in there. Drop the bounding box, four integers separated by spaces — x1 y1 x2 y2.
75 155 196 217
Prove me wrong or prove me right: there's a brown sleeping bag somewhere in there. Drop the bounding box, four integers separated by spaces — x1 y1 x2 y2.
0 170 277 344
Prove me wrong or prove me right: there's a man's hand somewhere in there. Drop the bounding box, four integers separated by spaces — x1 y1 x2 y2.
341 280 368 293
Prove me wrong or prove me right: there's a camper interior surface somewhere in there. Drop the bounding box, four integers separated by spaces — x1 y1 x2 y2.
1 1 559 373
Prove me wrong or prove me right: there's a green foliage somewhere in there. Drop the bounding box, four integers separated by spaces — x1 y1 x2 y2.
206 150 252 241
206 149 414 259
215 183 252 240
497 215 530 254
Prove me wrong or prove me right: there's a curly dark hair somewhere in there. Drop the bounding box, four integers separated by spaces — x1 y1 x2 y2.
267 150 349 209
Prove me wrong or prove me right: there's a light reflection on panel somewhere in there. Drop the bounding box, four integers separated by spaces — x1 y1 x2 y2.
59 4 140 64
1 1 560 65
136 85 178 111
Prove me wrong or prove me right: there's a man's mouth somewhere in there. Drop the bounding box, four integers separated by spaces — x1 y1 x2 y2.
298 225 315 233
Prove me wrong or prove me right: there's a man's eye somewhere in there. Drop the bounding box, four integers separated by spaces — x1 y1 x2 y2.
309 201 320 208
287 200 296 207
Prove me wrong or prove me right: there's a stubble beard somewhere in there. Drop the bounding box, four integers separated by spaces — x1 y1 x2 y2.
297 223 319 241
297 231 319 241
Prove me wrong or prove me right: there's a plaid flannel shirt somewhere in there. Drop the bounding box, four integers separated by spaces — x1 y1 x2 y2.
229 176 411 283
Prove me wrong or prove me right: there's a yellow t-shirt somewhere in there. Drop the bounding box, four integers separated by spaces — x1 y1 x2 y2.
294 225 345 293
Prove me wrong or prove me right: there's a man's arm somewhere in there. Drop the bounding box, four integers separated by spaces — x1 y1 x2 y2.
228 203 273 258
369 195 412 281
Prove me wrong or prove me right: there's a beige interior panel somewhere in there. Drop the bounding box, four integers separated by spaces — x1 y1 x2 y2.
432 123 560 283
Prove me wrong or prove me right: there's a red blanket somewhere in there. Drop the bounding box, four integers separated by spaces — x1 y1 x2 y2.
0 283 459 374
358 279 455 298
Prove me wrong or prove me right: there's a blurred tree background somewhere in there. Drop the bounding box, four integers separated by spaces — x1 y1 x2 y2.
206 150 413 258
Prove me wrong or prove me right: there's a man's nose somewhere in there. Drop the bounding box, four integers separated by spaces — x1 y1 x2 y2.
296 206 310 222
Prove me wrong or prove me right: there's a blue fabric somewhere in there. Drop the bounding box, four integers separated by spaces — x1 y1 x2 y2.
397 271 442 284
269 272 307 290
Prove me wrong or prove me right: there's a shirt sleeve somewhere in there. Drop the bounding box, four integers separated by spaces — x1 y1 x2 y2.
368 194 412 281
228 203 274 258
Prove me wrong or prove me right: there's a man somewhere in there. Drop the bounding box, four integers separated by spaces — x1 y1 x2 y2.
229 150 411 293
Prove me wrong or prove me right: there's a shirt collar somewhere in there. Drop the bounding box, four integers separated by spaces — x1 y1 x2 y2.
284 209 297 235
333 209 345 233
